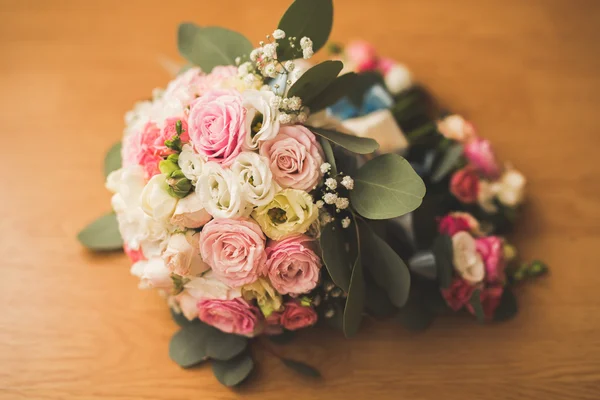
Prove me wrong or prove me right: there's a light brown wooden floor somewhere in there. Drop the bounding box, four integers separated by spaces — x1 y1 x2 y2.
1 0 599 399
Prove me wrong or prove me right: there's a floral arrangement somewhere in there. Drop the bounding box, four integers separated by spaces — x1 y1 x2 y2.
78 0 546 388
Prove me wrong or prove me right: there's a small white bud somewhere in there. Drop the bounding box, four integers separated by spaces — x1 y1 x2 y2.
297 112 308 123
303 47 314 59
272 29 285 40
320 163 331 174
325 178 337 190
270 96 283 108
341 217 351 229
300 37 313 49
316 200 324 209
278 113 292 124
284 60 296 71
235 56 241 65
323 193 338 205
335 197 349 210
341 176 354 190
287 96 302 111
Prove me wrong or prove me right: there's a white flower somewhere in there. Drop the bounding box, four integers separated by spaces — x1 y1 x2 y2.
320 212 332 225
320 163 331 174
287 96 302 111
384 63 413 95
170 191 212 229
250 48 262 62
477 180 500 213
232 152 278 207
335 197 349 210
196 162 249 218
131 257 172 289
242 89 280 150
141 174 178 222
323 193 337 204
451 232 485 284
325 178 338 190
341 176 354 190
316 200 324 208
263 62 277 78
178 144 204 184
284 60 295 71
496 167 526 207
341 109 408 154
272 29 286 40
303 48 314 59
184 271 242 301
270 95 282 108
106 166 146 213
262 43 278 58
278 113 292 124
297 112 308 123
238 61 253 76
341 217 351 229
162 231 210 277
300 37 313 50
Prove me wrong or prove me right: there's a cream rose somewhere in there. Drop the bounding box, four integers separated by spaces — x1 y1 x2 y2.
178 144 205 184
451 231 485 283
252 189 318 240
231 152 278 207
130 257 172 289
184 271 242 301
141 174 178 221
162 232 209 277
196 162 250 219
242 89 280 150
170 191 212 229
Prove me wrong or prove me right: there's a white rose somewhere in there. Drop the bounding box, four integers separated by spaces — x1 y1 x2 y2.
384 63 413 95
141 174 178 221
162 231 209 277
106 166 146 213
231 152 278 207
131 257 172 289
196 162 250 218
170 191 212 229
497 167 526 207
178 144 205 184
242 89 280 150
477 180 500 214
451 231 485 283
184 271 242 301
341 109 409 154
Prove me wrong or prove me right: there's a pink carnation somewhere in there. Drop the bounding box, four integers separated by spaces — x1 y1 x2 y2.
464 138 500 179
438 212 480 236
345 40 379 72
280 301 318 331
188 89 246 165
264 235 322 295
476 236 505 283
199 218 267 287
465 285 504 320
198 298 261 336
441 278 476 311
259 125 324 191
122 122 163 179
124 243 145 264
450 166 480 204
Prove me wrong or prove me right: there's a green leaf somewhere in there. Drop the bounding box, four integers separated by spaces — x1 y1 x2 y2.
469 289 485 323
430 143 464 183
170 308 200 328
350 154 426 219
343 257 365 338
365 281 398 318
268 330 296 345
432 235 454 289
177 23 252 72
308 72 359 112
319 223 352 292
319 136 337 176
104 142 122 177
169 324 210 368
493 289 518 322
281 358 322 378
205 329 248 361
277 0 334 61
359 222 411 308
287 61 343 104
395 295 435 332
212 353 254 387
77 213 123 251
307 126 379 154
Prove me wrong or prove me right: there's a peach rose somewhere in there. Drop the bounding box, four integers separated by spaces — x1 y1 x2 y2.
280 301 318 331
450 166 480 204
197 298 261 336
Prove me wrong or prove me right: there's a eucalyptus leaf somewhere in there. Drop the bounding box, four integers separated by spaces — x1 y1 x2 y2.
104 142 122 177
359 222 411 308
277 0 334 61
432 235 454 289
307 126 379 154
319 136 337 176
319 223 352 292
170 308 200 328
205 329 248 361
77 213 123 251
469 289 486 323
169 323 210 368
287 60 343 104
212 353 254 387
308 72 359 112
350 154 426 219
365 281 398 318
343 257 365 338
282 358 322 378
493 289 518 322
395 296 435 332
430 143 464 183
177 23 252 72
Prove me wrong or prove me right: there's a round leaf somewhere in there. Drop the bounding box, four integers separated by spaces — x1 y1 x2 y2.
77 213 123 251
205 328 248 361
169 324 210 368
211 353 254 387
287 61 343 104
343 257 365 338
430 143 464 183
319 223 352 292
308 126 379 154
104 142 122 177
308 72 359 112
281 358 321 378
350 154 426 219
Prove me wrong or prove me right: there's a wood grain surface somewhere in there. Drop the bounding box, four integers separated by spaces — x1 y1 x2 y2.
1 0 599 399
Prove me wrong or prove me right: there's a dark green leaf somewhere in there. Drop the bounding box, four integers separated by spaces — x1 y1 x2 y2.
287 61 343 104
395 296 435 332
205 329 248 361
212 353 254 387
365 281 398 318
282 358 322 378
169 323 210 368
359 222 411 308
350 154 426 219
170 308 200 328
343 257 365 338
77 213 123 251
277 0 334 61
469 289 485 323
306 72 359 112
430 143 464 183
307 125 379 154
319 223 352 292
177 23 253 72
104 142 122 177
432 235 454 289
493 289 518 322
319 136 337 176
268 330 296 345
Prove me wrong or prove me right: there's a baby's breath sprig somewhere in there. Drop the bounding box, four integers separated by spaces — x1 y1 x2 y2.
316 161 356 229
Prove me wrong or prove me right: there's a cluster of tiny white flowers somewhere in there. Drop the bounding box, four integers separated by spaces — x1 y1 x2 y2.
300 36 314 59
341 176 354 190
325 178 337 190
317 162 355 227
323 192 337 205
320 163 331 174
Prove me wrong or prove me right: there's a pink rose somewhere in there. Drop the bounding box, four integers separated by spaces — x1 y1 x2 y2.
124 243 145 264
465 285 504 319
163 67 204 106
259 125 324 191
476 236 505 283
345 40 379 72
280 301 318 331
264 235 322 295
196 66 237 95
438 212 481 236
198 298 261 336
450 166 480 204
441 278 476 311
199 218 267 287
464 138 500 179
377 57 395 74
264 312 284 335
188 89 246 165
122 122 163 179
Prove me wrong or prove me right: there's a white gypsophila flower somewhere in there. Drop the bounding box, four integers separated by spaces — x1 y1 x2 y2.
262 43 278 58
335 197 349 210
270 95 282 108
303 48 314 59
141 174 179 222
320 163 331 174
300 37 313 50
320 212 332 225
196 162 250 219
238 62 253 76
278 113 292 124
170 191 212 229
341 176 354 190
451 231 485 283
287 96 302 111
341 217 351 229
272 29 285 40
231 152 278 207
316 200 324 209
284 60 295 71
297 111 308 123
323 192 337 205
250 48 262 62
325 178 338 190
178 144 205 184
263 62 278 78
242 89 281 150
384 63 413 95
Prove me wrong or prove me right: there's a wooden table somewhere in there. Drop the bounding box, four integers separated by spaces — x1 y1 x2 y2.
1 0 599 398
